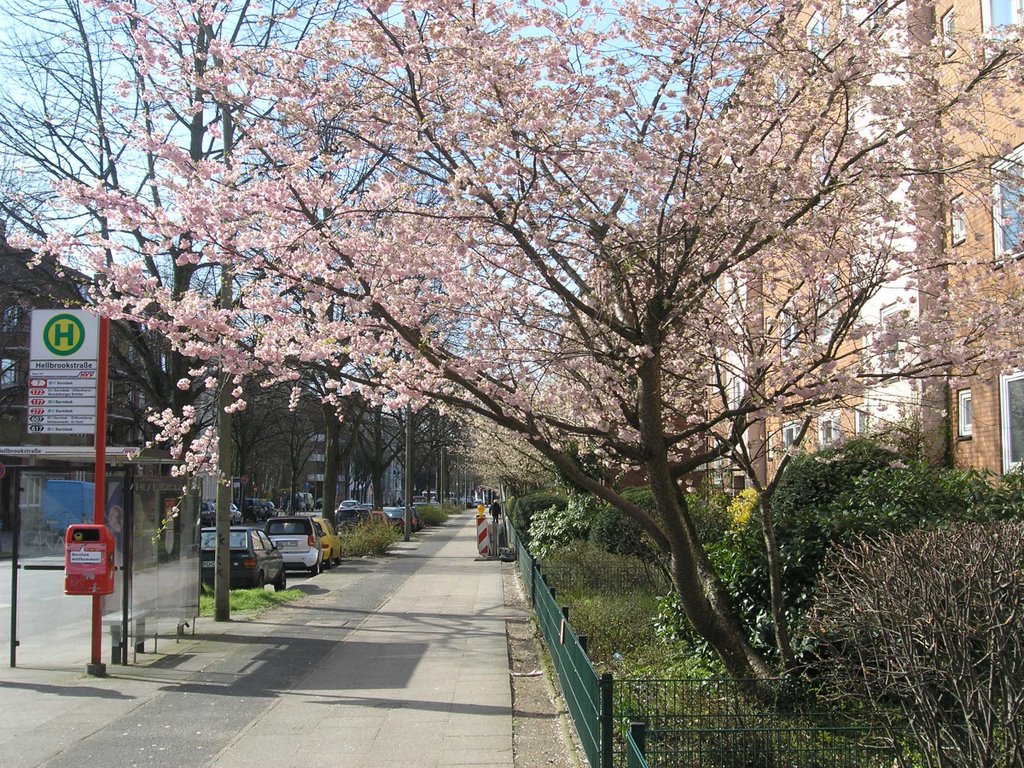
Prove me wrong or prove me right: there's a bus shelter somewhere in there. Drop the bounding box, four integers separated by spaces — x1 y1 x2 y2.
0 446 200 668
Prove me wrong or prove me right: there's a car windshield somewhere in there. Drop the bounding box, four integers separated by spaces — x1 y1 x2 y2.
200 531 249 550
266 520 309 535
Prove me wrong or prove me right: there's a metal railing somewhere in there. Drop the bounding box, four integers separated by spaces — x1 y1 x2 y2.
511 522 612 768
625 721 897 768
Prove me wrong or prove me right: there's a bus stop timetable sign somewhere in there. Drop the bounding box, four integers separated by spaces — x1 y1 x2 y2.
28 310 99 435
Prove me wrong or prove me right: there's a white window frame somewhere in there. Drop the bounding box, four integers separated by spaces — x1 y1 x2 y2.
818 411 841 447
993 147 1024 260
855 407 871 435
816 276 840 343
780 308 798 353
728 376 743 409
958 388 973 438
941 9 956 57
1000 372 1024 471
982 0 1024 31
950 194 966 245
782 421 800 450
807 12 829 50
878 305 902 372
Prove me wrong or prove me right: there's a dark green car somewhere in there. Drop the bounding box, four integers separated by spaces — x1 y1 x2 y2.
200 527 287 590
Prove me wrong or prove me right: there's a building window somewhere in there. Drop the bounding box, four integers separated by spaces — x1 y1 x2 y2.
782 422 801 450
993 147 1024 259
958 388 973 438
941 9 956 57
727 376 744 409
819 411 841 447
1001 372 1024 470
780 309 798 352
950 195 966 245
807 12 829 51
878 305 902 372
855 407 871 435
816 276 840 342
0 358 17 388
983 0 1023 30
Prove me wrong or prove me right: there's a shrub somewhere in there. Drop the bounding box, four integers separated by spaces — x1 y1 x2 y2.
510 488 566 542
529 492 593 558
561 589 661 667
340 518 400 557
811 523 1024 768
589 486 656 559
416 504 449 526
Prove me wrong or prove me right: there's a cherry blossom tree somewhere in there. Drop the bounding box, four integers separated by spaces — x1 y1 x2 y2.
25 0 1024 679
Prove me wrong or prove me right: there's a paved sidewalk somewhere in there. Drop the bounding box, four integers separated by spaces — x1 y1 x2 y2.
0 512 513 768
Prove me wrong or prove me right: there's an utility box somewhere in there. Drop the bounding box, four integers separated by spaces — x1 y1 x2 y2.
64 524 116 595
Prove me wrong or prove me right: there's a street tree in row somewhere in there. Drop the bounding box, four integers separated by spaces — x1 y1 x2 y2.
24 0 1024 679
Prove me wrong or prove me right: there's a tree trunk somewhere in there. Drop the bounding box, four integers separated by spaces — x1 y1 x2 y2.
654 468 774 682
636 349 772 682
759 494 796 670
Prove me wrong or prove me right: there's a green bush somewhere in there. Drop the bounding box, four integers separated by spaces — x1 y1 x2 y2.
340 518 400 557
707 439 1024 663
511 488 567 544
416 504 449 526
529 492 593 557
562 589 661 666
703 439 919 660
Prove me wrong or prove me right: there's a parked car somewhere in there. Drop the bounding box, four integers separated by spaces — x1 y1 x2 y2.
200 500 242 526
380 506 422 532
335 499 361 513
264 516 323 574
335 506 370 530
242 498 277 522
200 526 287 591
307 515 342 567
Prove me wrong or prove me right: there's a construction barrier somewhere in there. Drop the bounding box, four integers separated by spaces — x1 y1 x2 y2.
476 514 490 556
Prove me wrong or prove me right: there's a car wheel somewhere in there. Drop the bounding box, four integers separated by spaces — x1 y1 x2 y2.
273 568 287 591
308 556 320 575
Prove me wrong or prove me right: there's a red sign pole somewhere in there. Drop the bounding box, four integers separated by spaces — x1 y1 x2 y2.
88 315 110 677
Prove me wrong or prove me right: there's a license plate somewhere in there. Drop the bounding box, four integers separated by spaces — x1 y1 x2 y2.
201 562 214 568
277 540 297 548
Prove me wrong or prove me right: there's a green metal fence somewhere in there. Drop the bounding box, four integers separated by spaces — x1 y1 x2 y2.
626 722 897 768
614 677 900 768
511 523 612 768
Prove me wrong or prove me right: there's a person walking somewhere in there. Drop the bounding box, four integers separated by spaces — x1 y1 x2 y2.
489 498 504 550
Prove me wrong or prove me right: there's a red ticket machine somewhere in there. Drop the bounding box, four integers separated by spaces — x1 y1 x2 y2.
64 524 116 595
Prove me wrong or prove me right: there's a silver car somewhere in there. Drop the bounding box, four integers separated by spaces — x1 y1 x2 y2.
264 516 323 574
